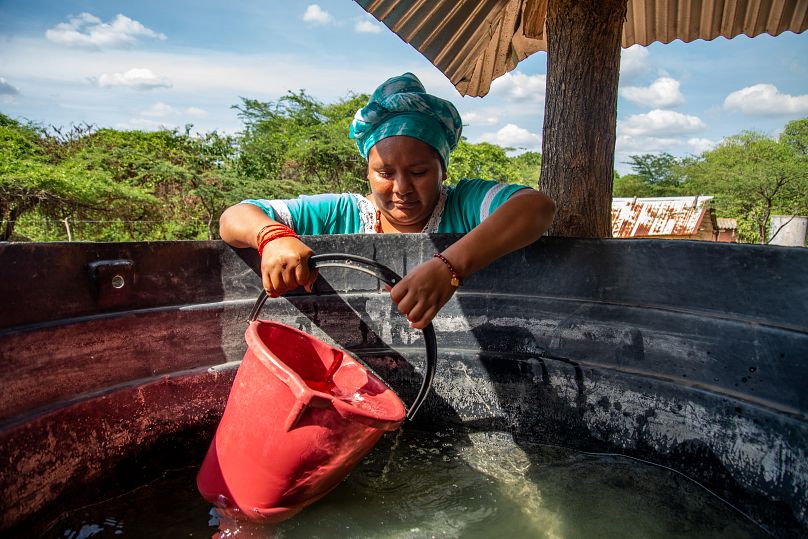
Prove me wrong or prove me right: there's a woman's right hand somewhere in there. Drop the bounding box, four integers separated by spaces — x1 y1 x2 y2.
219 203 317 297
260 236 318 297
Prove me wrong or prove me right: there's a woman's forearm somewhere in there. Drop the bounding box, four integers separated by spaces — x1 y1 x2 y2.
220 203 317 296
219 203 280 248
441 189 556 279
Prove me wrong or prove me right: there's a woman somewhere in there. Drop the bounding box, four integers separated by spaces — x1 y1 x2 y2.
220 73 555 329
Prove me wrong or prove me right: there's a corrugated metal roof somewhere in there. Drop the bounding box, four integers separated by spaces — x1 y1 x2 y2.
611 196 714 237
356 0 808 96
717 217 738 230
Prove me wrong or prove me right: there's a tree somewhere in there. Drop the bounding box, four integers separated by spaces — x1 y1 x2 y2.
613 175 657 198
0 116 56 240
624 153 683 185
234 91 369 199
613 153 687 197
540 0 627 237
682 130 808 244
45 127 240 241
447 140 513 184
781 117 808 156
509 151 542 185
0 115 154 241
181 130 242 239
1 114 243 242
446 140 542 185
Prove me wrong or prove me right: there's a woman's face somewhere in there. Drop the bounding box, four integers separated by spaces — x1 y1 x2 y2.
367 136 445 231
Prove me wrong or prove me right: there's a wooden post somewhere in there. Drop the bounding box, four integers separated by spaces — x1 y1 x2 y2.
539 0 627 237
63 217 72 242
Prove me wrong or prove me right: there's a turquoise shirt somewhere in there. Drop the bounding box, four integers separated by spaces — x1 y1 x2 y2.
242 178 529 235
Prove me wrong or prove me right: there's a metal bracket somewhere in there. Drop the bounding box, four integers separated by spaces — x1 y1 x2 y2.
88 259 135 308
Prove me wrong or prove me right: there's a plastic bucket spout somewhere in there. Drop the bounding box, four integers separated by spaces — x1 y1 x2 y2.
197 320 406 522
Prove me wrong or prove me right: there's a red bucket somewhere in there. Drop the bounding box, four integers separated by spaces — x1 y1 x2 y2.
197 320 405 522
197 254 436 523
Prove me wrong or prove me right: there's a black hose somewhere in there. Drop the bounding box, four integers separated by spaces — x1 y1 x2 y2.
248 253 437 421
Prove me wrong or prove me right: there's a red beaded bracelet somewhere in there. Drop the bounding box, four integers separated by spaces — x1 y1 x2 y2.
256 224 298 257
256 223 292 246
433 252 462 287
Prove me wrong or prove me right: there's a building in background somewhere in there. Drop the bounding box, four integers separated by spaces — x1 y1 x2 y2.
612 196 737 242
769 216 808 247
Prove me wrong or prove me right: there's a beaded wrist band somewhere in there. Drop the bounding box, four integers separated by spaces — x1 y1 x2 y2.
433 252 462 287
256 223 298 257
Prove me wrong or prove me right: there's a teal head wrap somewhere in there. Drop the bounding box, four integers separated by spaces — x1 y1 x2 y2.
349 73 463 168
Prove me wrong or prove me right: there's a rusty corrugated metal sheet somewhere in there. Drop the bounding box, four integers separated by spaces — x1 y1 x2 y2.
356 0 808 96
356 0 530 96
611 196 714 238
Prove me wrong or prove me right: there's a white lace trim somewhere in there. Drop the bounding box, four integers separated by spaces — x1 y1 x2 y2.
351 193 378 233
353 186 447 234
422 186 447 233
266 200 293 227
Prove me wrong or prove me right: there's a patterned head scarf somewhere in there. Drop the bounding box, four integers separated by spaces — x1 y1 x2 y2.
349 73 463 168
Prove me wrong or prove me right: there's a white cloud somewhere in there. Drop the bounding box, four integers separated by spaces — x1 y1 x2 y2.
2 35 447 104
620 45 650 81
617 135 682 155
0 35 457 134
462 111 499 126
619 109 707 137
303 5 333 25
355 18 383 34
141 102 174 117
620 77 684 108
478 123 541 150
723 84 808 116
186 107 208 117
615 109 708 169
687 137 716 154
0 77 19 95
120 117 177 130
93 68 172 90
139 102 208 119
490 72 546 103
45 13 166 49
120 103 210 132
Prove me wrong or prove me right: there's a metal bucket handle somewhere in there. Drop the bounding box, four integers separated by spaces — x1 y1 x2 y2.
248 253 437 421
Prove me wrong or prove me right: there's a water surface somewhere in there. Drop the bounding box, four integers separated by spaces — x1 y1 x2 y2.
48 429 767 539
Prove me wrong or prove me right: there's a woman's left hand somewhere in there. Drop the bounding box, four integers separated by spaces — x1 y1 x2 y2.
388 257 458 329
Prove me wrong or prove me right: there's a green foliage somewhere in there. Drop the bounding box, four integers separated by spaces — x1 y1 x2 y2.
448 140 509 184
681 129 807 244
625 153 684 185
508 151 542 186
613 174 655 197
4 99 803 245
613 174 688 197
44 127 240 241
234 91 369 198
3 94 547 242
615 122 807 244
0 115 150 241
447 140 539 185
781 117 808 156
614 153 688 197
1 112 241 241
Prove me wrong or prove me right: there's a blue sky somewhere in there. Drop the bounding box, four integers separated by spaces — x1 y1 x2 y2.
1 0 806 174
